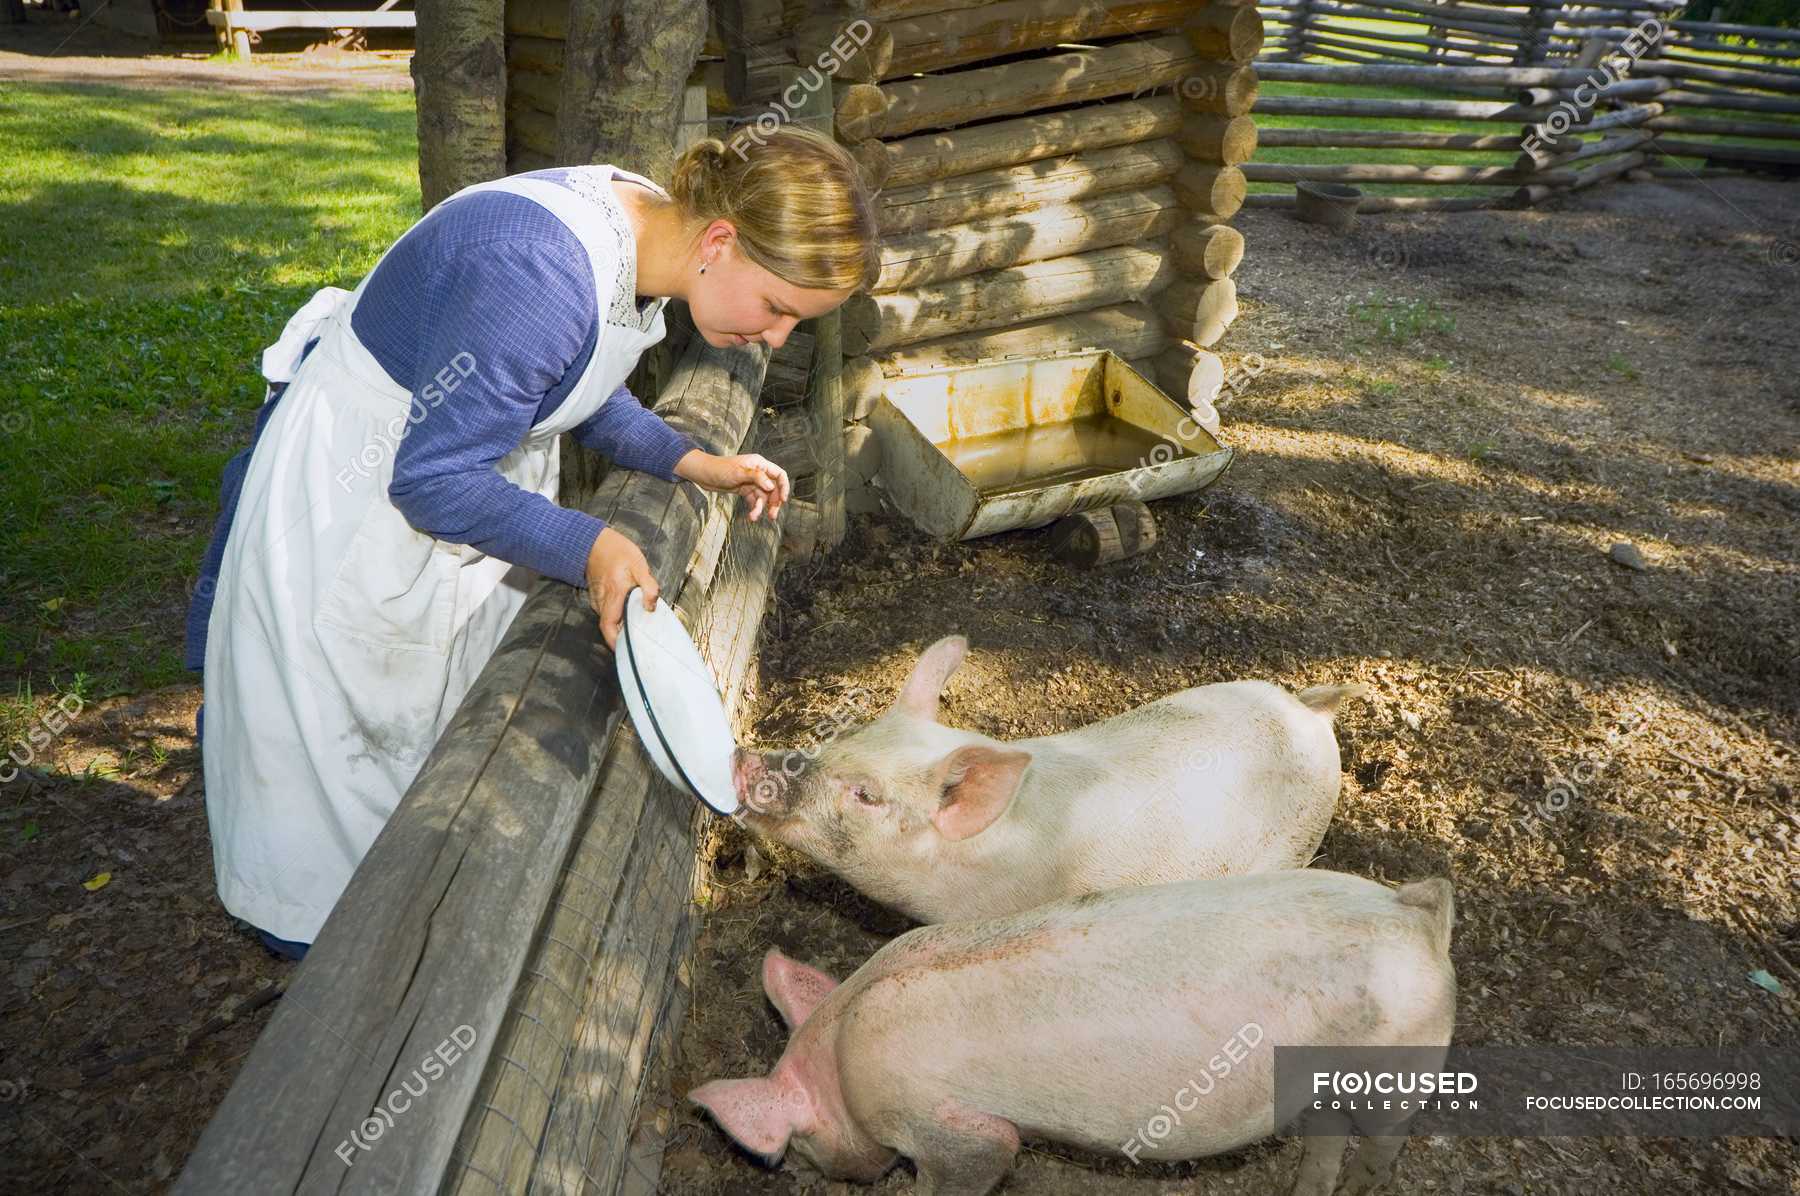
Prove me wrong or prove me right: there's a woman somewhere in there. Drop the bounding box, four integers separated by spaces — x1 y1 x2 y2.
185 127 882 960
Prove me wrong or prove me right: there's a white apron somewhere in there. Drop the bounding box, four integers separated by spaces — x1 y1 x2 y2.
204 166 671 942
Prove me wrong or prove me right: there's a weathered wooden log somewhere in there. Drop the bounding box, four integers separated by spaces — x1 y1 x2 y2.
1154 277 1238 348
1517 127 1654 171
1521 78 1671 108
726 41 797 108
723 0 784 45
174 322 768 1196
1172 162 1248 220
834 82 889 142
843 241 1177 355
505 0 564 39
1635 58 1800 96
789 80 847 552
880 97 1182 191
509 67 561 118
1155 342 1223 418
1177 114 1259 165
507 35 564 78
1304 0 1532 43
844 34 1202 141
1664 15 1800 39
1243 161 1567 185
1050 501 1158 567
1185 4 1266 61
1558 100 1664 134
455 500 780 1195
1651 137 1800 165
1297 19 1516 54
806 0 1199 84
1254 94 1553 121
1514 145 1649 204
878 139 1184 237
1255 59 1608 88
1661 87 1800 115
509 147 556 174
1646 112 1800 140
843 421 882 483
843 303 1170 419
1303 30 1499 65
1569 147 1652 189
1660 35 1800 63
1258 126 1523 150
559 0 706 172
1244 192 1502 212
874 185 1185 293
510 106 559 160
792 15 894 83
1178 61 1261 117
415 0 506 212
1660 47 1800 79
845 137 891 192
1169 219 1245 280
779 497 822 559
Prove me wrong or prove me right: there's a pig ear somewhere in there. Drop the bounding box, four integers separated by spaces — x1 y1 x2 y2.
690 1074 806 1162
932 745 1031 841
762 948 841 1029
894 635 969 722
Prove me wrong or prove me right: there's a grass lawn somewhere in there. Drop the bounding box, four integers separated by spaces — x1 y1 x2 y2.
0 80 419 726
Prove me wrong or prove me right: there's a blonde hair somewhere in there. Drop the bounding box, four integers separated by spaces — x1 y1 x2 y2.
668 124 882 295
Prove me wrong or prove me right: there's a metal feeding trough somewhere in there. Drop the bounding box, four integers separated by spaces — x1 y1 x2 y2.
868 348 1234 541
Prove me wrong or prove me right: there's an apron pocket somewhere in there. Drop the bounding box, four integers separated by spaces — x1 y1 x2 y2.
314 498 460 655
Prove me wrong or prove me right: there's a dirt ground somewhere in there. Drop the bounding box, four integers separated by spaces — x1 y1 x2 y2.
650 176 1800 1195
1 153 1796 1192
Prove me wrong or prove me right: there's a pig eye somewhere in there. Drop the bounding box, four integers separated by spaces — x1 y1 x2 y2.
851 784 882 807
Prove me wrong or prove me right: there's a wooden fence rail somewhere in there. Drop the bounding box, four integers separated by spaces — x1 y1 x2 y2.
1251 2 1800 211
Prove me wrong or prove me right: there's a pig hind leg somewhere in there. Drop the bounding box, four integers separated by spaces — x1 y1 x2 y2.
901 1099 1020 1196
1286 1107 1351 1196
1336 1135 1405 1195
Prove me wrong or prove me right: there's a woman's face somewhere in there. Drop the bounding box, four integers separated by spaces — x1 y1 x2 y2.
689 223 856 352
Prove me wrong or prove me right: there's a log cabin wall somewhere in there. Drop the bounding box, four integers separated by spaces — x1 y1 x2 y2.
726 0 1264 469
502 0 1264 532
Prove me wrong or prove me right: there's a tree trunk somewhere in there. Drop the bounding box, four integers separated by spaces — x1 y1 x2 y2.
558 0 707 176
413 0 507 212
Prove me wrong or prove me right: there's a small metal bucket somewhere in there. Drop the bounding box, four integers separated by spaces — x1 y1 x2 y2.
1294 181 1363 231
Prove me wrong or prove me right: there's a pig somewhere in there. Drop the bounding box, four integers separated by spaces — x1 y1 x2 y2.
731 634 1365 923
691 869 1457 1196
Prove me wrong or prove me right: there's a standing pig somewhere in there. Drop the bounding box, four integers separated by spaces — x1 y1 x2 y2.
732 634 1364 923
691 869 1457 1196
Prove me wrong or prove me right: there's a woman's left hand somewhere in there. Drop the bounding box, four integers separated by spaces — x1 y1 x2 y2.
680 451 789 522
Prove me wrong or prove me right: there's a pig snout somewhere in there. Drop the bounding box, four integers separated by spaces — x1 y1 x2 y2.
732 748 789 815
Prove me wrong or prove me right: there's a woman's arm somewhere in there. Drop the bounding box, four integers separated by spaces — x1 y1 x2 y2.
571 383 699 481
385 238 613 588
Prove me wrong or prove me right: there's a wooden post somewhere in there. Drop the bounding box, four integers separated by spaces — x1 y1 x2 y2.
790 71 849 552
1286 0 1313 62
208 0 228 51
413 0 506 211
1159 0 1259 351
557 0 707 177
224 0 251 60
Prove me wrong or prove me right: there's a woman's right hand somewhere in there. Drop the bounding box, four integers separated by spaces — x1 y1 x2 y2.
586 526 659 652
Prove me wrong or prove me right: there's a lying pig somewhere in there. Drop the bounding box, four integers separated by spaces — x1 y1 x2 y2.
732 634 1365 923
692 869 1457 1196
